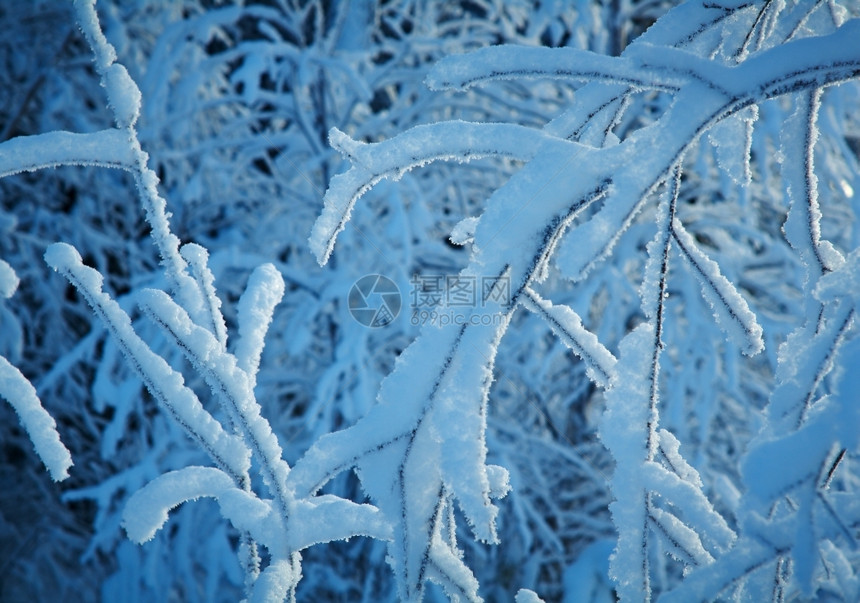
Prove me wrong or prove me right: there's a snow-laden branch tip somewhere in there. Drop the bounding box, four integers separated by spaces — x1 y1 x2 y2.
102 63 141 129
671 218 764 356
433 326 511 546
180 243 228 349
425 537 482 602
648 504 714 567
71 0 116 67
310 122 572 265
781 89 844 276
137 288 293 519
515 589 545 603
641 461 736 555
450 216 479 246
122 466 271 544
124 466 391 551
657 429 701 488
520 287 617 388
287 494 392 551
0 356 73 481
74 0 140 128
44 243 251 482
235 263 285 380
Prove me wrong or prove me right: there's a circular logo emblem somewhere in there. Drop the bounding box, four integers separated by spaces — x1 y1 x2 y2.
348 274 401 328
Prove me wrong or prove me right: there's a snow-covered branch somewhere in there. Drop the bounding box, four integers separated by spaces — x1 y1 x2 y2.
137 288 293 520
45 243 251 483
671 218 764 356
0 129 136 179
6 0 860 600
73 0 210 332
0 356 73 482
520 287 616 388
426 45 683 92
310 122 577 265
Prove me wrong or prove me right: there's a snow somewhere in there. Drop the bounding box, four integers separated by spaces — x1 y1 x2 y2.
450 216 479 246
122 466 238 544
0 129 136 178
0 259 18 298
289 284 512 598
647 504 713 566
250 558 297 603
658 538 776 603
426 536 482 602
288 322 463 497
781 90 828 275
641 461 735 554
515 589 545 603
554 81 728 281
708 105 757 186
73 0 117 70
0 356 73 481
485 464 511 499
745 394 843 503
640 172 675 323
725 18 860 99
235 263 285 379
8 2 860 601
426 45 682 92
657 429 701 488
520 287 617 387
817 247 860 304
180 243 228 348
598 325 653 602
672 218 764 356
75 0 208 332
45 243 252 481
310 122 567 265
287 495 392 551
416 290 514 548
137 288 293 516
104 63 141 129
820 541 860 600
766 300 853 431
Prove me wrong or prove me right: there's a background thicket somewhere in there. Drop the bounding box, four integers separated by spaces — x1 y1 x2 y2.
2 1 859 602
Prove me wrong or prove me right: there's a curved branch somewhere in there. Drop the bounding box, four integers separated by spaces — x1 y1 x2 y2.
44 244 251 483
0 129 136 179
309 122 577 265
426 45 682 92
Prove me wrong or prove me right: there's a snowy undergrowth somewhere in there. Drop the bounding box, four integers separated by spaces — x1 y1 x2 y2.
311 1 860 601
3 0 860 601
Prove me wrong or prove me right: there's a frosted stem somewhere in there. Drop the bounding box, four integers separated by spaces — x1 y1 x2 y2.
73 0 207 327
45 243 251 483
